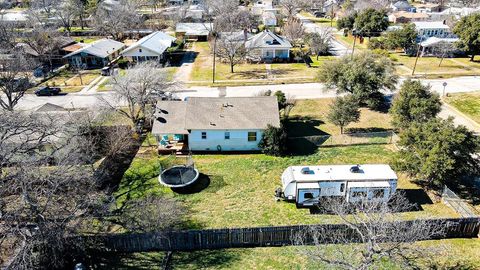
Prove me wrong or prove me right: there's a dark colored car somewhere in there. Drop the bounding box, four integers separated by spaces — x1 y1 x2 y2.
35 86 61 96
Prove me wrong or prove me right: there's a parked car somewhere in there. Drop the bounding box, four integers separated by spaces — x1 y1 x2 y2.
35 86 61 96
314 11 326 18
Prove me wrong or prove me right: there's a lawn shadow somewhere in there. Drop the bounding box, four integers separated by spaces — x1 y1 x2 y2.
172 249 243 270
229 70 267 80
85 251 168 270
286 116 328 137
397 188 433 211
345 127 390 133
287 138 320 156
168 51 199 67
172 173 211 194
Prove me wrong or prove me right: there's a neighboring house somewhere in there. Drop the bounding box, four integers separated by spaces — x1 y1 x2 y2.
175 23 212 41
0 11 27 27
415 3 442 13
419 37 460 56
252 0 273 15
262 11 277 26
430 7 480 20
121 31 176 62
413 21 452 40
152 97 280 152
63 39 125 69
388 11 429 23
245 30 292 62
391 0 416 12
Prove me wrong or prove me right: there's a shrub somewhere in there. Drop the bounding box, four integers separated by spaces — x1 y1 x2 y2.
259 124 288 156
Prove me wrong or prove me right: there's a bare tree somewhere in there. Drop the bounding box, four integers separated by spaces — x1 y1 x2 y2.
282 17 305 47
99 61 180 128
306 28 333 59
0 22 34 111
92 0 142 40
0 54 34 111
354 0 390 11
0 110 105 269
293 193 446 270
216 33 250 73
54 0 80 33
279 0 307 19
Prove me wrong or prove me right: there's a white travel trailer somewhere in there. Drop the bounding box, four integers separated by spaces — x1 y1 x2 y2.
280 164 398 207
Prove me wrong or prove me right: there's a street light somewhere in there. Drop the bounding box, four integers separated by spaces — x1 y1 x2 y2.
442 82 447 97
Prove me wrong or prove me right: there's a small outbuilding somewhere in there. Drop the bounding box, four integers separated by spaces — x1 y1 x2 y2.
63 39 125 69
280 164 398 207
121 31 176 62
175 23 212 41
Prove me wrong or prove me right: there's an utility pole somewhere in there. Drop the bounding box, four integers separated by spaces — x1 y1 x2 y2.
212 34 217 84
412 44 421 76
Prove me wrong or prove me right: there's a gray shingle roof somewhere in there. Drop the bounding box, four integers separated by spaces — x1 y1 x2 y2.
121 31 176 55
63 39 125 59
245 30 292 49
152 97 280 134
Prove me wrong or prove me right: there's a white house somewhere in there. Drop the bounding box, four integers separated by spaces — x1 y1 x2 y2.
413 21 452 40
245 30 292 61
121 31 176 62
280 164 398 207
391 0 416 12
262 11 277 26
152 97 280 153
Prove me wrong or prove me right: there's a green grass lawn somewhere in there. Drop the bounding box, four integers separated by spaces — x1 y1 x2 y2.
73 36 102 44
98 238 480 269
28 69 101 93
288 99 393 136
444 91 480 124
393 53 480 77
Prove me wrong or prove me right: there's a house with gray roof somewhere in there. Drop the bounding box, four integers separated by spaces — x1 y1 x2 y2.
152 97 280 152
63 39 125 68
121 31 176 62
245 30 292 62
175 23 212 41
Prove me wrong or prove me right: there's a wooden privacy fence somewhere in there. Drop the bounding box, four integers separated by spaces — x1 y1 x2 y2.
89 218 480 253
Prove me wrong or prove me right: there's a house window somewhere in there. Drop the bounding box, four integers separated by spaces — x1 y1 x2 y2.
201 132 207 139
248 132 257 141
225 132 230 140
304 192 314 199
139 48 142 52
373 189 385 198
340 183 345 192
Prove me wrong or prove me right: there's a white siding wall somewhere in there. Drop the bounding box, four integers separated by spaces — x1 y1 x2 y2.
122 46 163 59
189 129 264 151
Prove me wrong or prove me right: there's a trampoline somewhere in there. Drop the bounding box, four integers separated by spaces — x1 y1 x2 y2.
159 165 200 188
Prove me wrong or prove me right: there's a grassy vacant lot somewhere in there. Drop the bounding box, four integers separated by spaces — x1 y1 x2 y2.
444 91 480 124
288 99 393 136
100 238 480 269
73 36 102 44
189 42 320 86
299 11 337 28
393 53 480 77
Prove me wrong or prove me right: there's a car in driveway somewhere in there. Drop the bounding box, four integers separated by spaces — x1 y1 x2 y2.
35 86 61 96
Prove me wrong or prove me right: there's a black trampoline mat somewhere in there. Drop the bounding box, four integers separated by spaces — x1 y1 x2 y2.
161 166 198 185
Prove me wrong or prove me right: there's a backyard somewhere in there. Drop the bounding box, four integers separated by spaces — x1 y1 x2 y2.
189 42 320 86
101 98 479 269
444 91 480 125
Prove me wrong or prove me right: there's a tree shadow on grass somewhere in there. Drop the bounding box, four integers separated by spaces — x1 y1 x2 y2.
171 249 243 270
227 70 267 80
398 188 433 211
287 138 320 156
286 116 328 137
86 251 168 270
345 127 391 133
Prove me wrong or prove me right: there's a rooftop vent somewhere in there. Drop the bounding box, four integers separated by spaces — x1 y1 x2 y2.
350 165 361 173
301 167 314 175
209 122 216 126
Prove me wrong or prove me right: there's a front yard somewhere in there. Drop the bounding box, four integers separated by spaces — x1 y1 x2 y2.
189 42 320 86
31 69 101 93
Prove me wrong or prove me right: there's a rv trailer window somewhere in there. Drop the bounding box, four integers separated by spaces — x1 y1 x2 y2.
340 183 345 192
304 193 314 199
373 189 385 198
352 191 367 198
201 132 207 139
